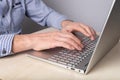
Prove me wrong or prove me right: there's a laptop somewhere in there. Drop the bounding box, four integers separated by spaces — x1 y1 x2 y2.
28 0 120 74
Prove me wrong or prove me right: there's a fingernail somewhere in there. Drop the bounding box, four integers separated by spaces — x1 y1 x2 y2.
78 47 82 50
91 37 95 40
81 44 84 48
87 34 91 37
79 43 83 48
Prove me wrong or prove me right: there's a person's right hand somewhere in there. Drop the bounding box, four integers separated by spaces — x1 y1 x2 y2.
26 31 84 51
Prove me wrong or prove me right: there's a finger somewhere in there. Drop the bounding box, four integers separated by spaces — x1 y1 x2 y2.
89 28 97 40
80 23 96 40
85 27 95 40
87 27 97 40
90 27 97 36
55 35 82 50
55 41 75 50
68 32 84 48
73 24 90 37
59 32 84 48
80 24 93 36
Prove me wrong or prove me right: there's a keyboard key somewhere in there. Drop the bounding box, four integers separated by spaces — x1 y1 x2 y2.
48 34 99 69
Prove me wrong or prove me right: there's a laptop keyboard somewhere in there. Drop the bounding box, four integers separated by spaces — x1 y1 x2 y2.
48 32 98 69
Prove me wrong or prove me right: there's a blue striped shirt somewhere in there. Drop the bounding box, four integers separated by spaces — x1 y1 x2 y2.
0 0 67 57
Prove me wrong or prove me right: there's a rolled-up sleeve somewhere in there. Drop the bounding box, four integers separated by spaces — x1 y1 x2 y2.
0 34 15 57
25 0 67 29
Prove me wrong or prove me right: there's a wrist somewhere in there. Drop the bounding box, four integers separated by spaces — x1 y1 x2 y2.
12 34 33 53
61 20 73 28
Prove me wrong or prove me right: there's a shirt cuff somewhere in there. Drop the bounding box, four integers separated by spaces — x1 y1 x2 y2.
0 34 15 57
46 10 68 29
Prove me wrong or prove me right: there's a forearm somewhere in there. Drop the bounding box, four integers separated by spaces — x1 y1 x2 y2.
12 34 32 53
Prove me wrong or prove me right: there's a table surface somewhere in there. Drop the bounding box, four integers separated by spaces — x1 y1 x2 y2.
0 28 120 80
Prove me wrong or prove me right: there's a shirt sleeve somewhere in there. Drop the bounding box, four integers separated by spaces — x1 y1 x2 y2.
0 34 15 57
25 0 68 29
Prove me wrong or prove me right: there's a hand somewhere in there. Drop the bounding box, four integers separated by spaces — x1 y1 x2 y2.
12 21 96 53
26 31 84 51
61 20 96 40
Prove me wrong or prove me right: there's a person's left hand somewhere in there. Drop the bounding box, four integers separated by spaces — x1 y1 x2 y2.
61 20 96 40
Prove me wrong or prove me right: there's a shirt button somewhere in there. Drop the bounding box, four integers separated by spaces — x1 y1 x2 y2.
2 15 5 18
2 49 6 54
12 5 15 8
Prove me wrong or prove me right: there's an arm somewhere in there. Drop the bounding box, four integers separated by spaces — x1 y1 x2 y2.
24 0 96 40
12 34 32 53
11 21 96 55
12 0 96 54
12 31 83 54
25 0 67 29
1 0 96 57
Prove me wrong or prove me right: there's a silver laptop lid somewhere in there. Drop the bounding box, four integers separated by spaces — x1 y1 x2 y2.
86 0 120 74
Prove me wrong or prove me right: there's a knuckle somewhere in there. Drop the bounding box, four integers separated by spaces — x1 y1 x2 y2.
65 38 72 42
68 34 74 39
54 32 61 37
62 42 70 47
75 22 79 25
67 45 72 49
88 26 92 29
77 23 80 26
64 43 71 48
57 41 64 46
71 41 78 47
55 31 60 35
58 32 63 36
58 41 72 49
87 26 90 29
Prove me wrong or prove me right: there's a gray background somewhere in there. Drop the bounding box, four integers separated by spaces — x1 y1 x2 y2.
22 0 114 33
